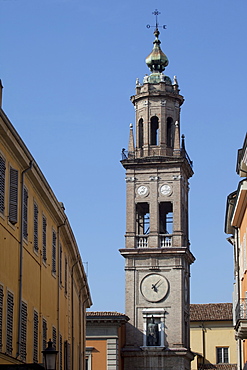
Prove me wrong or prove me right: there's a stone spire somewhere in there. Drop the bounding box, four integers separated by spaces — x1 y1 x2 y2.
128 123 135 155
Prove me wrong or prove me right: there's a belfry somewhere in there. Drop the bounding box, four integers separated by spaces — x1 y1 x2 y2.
120 10 195 370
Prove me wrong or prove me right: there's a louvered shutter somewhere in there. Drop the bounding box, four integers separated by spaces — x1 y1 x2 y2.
33 203 38 251
20 301 27 361
33 310 39 362
42 216 47 262
59 244 62 284
52 230 56 273
23 187 28 239
0 157 6 214
52 326 57 349
42 318 47 351
6 291 14 355
59 334 62 370
9 168 18 224
0 285 3 350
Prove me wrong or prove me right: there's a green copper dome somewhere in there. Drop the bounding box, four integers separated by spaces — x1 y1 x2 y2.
145 29 169 73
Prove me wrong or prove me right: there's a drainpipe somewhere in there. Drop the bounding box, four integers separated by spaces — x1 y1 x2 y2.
16 161 33 358
71 257 80 370
57 218 67 370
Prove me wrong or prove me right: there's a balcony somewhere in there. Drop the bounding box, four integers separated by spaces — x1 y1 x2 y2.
136 236 148 248
159 234 172 248
136 235 172 248
235 298 247 339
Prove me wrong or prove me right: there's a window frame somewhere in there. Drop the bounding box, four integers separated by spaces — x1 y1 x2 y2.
216 347 229 364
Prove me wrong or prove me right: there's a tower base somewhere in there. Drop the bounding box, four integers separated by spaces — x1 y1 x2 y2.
122 346 194 370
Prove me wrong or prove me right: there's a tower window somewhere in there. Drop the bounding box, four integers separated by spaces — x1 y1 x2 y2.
138 118 144 148
151 116 159 145
159 202 173 234
136 203 150 235
167 117 173 147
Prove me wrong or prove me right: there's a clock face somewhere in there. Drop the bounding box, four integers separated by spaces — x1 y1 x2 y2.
137 185 149 197
140 273 169 302
160 184 172 196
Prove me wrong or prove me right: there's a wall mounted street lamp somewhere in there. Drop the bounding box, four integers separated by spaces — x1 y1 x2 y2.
42 339 58 370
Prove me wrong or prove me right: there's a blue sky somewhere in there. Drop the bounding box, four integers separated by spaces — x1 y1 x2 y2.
0 0 246 312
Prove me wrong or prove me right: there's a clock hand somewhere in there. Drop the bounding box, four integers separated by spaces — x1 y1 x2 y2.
151 279 161 291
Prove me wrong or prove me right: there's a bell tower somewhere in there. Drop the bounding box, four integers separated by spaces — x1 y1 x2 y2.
120 11 195 370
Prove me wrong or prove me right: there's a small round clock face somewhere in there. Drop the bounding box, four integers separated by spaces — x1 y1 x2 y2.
140 273 169 302
137 185 149 197
160 184 172 196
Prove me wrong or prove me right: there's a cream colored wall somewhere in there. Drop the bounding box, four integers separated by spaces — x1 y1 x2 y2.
0 113 91 369
190 321 237 369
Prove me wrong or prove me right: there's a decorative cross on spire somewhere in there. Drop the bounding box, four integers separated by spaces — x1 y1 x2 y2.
147 9 166 31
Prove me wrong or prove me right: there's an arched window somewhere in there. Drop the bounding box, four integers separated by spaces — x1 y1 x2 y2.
151 116 159 145
167 117 173 147
138 118 143 148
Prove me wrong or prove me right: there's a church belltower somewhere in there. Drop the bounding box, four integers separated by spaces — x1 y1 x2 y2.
120 11 195 370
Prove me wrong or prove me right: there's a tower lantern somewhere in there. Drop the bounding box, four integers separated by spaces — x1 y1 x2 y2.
120 11 195 370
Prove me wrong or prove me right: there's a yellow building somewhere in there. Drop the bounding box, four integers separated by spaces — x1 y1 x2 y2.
190 303 237 370
0 81 92 369
225 134 247 369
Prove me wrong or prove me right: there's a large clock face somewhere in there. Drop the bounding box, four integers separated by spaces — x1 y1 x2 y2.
140 273 169 302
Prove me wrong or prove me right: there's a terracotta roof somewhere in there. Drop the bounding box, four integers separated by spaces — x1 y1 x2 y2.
190 303 233 321
86 311 129 322
87 311 125 317
198 365 237 370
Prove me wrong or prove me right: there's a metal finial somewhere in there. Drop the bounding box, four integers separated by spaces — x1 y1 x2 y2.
147 9 166 31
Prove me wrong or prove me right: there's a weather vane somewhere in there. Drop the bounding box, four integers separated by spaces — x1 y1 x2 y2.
147 9 166 30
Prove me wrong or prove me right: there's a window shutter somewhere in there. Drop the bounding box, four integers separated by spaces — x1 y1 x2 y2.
9 168 18 224
33 310 39 363
59 334 62 370
52 326 57 349
42 216 47 262
0 156 6 214
52 230 57 273
20 301 27 361
65 257 68 294
59 244 62 285
42 318 47 351
23 187 28 239
33 203 38 252
6 291 14 355
0 285 3 350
